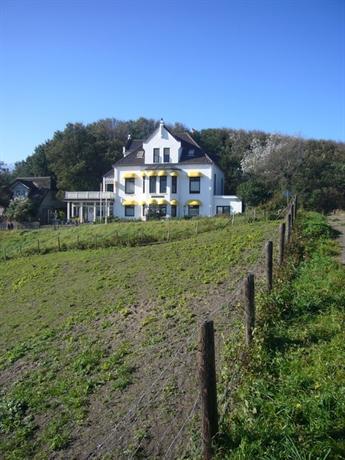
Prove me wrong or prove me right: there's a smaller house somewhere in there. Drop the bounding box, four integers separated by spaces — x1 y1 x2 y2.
9 176 65 224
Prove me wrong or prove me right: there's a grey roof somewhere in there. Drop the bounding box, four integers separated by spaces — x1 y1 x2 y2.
12 176 52 190
113 126 219 168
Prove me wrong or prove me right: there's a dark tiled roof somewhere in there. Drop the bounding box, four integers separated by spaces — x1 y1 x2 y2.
113 126 220 168
114 148 145 166
13 176 52 190
125 139 144 154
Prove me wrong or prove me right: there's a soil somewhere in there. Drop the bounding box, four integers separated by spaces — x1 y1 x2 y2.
328 212 345 264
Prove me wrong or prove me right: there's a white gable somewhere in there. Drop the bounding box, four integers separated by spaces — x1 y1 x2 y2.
143 122 181 164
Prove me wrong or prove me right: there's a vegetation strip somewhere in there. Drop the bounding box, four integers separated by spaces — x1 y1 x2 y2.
216 212 345 459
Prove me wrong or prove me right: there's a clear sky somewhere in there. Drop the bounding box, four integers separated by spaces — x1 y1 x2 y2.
0 0 344 164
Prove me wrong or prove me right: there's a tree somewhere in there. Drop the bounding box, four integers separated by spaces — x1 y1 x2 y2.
4 198 36 222
237 178 272 207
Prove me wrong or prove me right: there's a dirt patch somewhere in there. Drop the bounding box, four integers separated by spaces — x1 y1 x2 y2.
328 213 345 264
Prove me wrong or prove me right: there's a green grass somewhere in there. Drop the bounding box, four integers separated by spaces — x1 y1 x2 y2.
0 218 277 458
217 212 345 459
0 216 252 261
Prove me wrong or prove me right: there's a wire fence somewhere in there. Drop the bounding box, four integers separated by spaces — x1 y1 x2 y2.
0 208 280 262
82 201 295 460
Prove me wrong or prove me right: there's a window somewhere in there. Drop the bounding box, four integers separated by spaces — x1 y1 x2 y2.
214 174 217 195
171 176 177 194
125 205 135 217
188 205 199 217
106 183 114 192
137 150 144 158
188 149 195 157
159 205 167 217
149 176 156 193
163 148 170 163
189 177 200 194
125 178 135 194
159 175 167 193
153 148 160 163
143 176 145 193
171 205 177 217
216 206 231 215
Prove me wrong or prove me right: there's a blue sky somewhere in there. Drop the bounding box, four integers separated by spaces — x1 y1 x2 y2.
0 0 344 164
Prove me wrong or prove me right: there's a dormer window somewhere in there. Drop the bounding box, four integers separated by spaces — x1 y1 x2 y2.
163 148 170 163
153 148 160 163
137 150 144 159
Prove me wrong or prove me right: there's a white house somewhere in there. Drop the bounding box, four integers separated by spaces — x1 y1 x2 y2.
64 120 242 222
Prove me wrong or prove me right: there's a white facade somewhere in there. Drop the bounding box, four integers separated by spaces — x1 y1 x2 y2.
64 121 242 222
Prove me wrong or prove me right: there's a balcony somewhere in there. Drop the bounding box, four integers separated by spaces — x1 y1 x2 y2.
64 191 115 200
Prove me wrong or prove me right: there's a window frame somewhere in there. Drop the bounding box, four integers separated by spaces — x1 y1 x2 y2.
216 206 231 215
106 183 114 192
125 205 135 217
159 205 167 217
125 178 135 194
149 176 156 194
171 205 177 218
153 148 160 163
163 147 170 163
159 175 167 193
171 176 177 194
188 205 200 217
189 177 200 194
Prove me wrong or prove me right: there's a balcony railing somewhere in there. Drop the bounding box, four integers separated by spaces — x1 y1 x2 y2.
65 191 115 200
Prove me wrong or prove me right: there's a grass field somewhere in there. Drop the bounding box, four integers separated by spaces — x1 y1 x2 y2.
0 216 251 261
217 212 345 459
0 217 278 459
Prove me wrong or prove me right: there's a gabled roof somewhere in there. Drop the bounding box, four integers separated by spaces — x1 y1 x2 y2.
11 176 52 190
9 177 53 204
113 124 218 167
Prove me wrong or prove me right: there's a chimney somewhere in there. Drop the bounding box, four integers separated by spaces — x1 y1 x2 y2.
159 118 164 137
123 134 132 157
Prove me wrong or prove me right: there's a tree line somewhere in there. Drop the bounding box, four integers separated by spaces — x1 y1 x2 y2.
1 117 345 212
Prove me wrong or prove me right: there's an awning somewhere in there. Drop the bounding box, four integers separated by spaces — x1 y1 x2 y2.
147 198 158 205
187 171 203 177
170 171 179 177
187 199 201 206
146 170 158 176
139 171 146 177
170 199 179 205
122 199 137 206
123 172 137 179
138 200 146 205
157 171 167 177
157 198 168 205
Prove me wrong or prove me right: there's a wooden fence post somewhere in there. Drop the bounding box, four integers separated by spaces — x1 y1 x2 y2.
295 195 298 220
58 236 61 251
199 320 218 460
244 272 255 345
287 213 292 243
265 241 273 292
279 223 286 265
37 239 40 254
291 204 294 226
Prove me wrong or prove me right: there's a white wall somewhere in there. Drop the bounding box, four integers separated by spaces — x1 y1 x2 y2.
113 164 216 219
213 196 242 214
143 125 181 164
